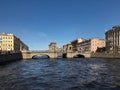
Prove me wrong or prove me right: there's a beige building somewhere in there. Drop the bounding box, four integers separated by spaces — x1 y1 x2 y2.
63 43 73 53
77 38 105 53
105 25 120 53
0 32 29 51
63 38 105 53
70 38 85 51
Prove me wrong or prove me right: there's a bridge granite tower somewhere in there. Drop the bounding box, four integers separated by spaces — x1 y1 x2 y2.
49 42 56 52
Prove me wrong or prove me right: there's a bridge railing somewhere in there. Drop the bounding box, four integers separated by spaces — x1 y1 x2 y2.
29 50 48 52
21 50 63 53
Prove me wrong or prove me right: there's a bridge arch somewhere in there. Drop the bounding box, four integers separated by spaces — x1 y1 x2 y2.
32 54 50 59
73 54 85 58
30 52 51 59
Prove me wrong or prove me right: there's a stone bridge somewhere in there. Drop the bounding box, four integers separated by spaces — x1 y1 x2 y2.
66 51 91 58
22 50 91 59
22 50 63 59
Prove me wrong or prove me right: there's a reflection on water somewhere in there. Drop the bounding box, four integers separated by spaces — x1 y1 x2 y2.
0 58 120 90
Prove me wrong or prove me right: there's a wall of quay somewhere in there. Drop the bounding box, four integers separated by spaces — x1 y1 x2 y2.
91 52 120 59
0 52 23 64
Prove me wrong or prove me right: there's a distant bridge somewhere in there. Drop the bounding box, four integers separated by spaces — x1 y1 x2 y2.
21 50 91 59
22 50 63 59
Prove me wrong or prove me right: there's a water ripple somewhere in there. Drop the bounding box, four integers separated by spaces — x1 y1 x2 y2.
0 58 120 90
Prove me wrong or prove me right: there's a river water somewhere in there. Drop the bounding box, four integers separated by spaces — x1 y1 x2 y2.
0 58 120 90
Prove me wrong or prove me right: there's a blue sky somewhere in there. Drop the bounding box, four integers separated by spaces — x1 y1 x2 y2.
0 0 120 50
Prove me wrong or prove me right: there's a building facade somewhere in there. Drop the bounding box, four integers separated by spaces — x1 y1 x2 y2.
70 38 85 52
105 25 120 53
63 38 105 53
77 38 105 53
63 43 73 53
0 32 29 51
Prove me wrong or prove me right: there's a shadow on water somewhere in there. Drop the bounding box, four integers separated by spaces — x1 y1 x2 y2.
32 55 50 59
73 54 85 58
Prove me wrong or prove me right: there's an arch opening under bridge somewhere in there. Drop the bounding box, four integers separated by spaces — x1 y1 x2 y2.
32 54 50 59
73 54 85 58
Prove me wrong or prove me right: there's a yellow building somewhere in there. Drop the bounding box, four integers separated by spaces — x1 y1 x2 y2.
0 32 29 51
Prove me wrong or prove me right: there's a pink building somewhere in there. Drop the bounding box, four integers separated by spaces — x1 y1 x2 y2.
77 38 105 53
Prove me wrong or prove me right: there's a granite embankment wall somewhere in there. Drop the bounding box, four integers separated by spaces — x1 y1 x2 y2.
91 52 120 59
0 52 23 63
